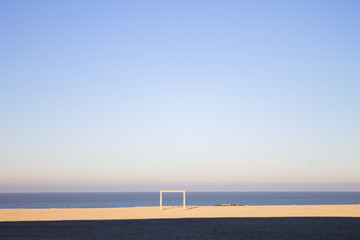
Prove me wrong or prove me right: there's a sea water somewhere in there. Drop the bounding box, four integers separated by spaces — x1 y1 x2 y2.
0 192 359 209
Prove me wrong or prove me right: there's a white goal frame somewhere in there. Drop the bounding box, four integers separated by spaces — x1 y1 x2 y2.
160 190 186 210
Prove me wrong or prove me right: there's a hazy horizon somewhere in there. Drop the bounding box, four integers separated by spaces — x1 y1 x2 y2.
1 0 359 193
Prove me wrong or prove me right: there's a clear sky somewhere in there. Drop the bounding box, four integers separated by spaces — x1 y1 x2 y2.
1 0 359 192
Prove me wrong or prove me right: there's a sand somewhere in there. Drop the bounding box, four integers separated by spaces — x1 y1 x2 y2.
0 204 359 222
1 205 360 239
1 218 360 239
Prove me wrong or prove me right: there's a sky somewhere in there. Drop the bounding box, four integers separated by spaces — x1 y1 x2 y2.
0 0 359 192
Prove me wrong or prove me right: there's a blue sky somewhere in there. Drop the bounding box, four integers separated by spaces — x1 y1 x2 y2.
1 0 359 192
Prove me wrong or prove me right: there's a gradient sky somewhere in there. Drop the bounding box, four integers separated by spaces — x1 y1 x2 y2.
1 0 359 192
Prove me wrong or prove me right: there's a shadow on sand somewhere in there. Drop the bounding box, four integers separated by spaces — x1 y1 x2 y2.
1 217 359 240
161 206 199 211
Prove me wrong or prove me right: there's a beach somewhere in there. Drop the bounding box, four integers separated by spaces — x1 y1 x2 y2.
0 204 359 222
1 217 360 240
1 205 360 239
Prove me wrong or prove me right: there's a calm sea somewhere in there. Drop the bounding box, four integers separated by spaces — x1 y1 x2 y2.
0 192 359 209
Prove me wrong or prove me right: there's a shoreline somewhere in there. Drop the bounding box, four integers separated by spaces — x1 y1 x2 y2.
1 204 359 222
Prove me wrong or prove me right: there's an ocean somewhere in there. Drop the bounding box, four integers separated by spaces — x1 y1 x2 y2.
0 192 359 209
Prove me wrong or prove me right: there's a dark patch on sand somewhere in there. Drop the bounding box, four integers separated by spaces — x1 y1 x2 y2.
0 217 360 240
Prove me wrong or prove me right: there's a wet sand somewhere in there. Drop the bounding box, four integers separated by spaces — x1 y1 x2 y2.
0 205 359 222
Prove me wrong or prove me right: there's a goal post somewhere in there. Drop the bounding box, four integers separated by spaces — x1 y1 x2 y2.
160 190 186 210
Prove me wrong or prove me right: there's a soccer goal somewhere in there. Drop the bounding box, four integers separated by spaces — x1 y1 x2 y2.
160 190 186 210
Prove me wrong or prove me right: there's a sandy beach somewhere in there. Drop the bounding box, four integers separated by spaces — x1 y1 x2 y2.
0 204 359 222
0 217 359 240
1 205 360 239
